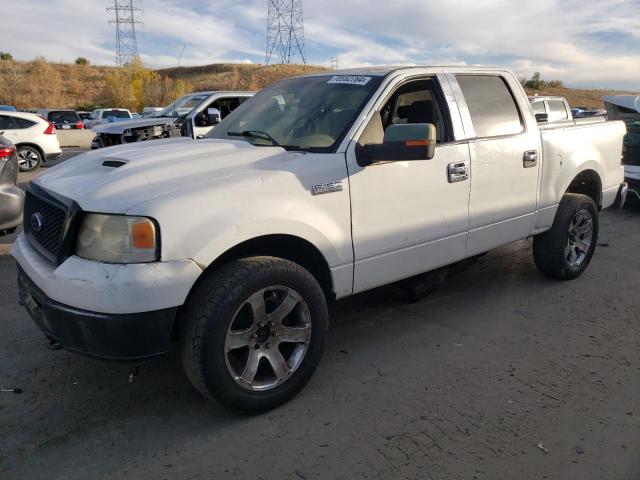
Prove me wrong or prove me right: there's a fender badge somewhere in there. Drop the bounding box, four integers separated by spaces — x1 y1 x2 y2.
312 181 343 196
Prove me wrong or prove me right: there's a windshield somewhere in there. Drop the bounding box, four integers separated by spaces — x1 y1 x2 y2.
151 93 211 118
208 74 383 152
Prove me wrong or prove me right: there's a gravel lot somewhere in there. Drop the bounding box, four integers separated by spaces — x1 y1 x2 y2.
1 153 638 479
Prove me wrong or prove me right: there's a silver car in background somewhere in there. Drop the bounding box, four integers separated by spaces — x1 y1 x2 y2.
0 134 24 235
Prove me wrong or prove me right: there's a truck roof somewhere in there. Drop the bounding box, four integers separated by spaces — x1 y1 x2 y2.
528 96 568 102
303 65 513 78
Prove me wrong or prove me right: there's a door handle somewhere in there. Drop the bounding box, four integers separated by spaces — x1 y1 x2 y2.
523 150 538 168
447 161 469 183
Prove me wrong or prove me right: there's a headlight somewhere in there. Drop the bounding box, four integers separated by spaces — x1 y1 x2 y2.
76 214 159 263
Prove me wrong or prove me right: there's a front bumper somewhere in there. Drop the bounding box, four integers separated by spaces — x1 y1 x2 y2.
44 152 62 162
18 265 177 361
625 171 640 202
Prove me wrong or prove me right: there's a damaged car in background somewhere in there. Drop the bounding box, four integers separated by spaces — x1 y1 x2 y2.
91 91 254 148
604 95 640 204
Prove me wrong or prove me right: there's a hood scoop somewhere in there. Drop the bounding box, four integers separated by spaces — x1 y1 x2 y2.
102 159 128 168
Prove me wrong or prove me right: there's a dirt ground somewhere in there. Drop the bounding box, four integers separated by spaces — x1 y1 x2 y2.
1 193 639 479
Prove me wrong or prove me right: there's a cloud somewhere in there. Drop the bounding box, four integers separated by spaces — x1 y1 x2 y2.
1 0 638 89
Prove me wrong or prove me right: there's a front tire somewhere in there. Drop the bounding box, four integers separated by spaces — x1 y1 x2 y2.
533 193 598 280
16 146 42 172
180 257 329 413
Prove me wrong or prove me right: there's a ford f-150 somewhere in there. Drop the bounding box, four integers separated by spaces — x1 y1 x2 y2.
12 67 627 412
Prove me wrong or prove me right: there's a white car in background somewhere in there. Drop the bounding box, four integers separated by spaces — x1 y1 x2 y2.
83 108 133 129
0 111 62 172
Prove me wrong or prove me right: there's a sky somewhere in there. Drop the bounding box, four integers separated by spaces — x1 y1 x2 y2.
2 0 639 90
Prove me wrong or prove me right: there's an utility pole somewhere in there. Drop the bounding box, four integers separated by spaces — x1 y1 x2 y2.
107 0 142 67
265 0 307 65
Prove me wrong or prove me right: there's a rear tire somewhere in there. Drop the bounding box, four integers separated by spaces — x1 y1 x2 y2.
180 256 328 413
16 146 42 172
533 193 598 280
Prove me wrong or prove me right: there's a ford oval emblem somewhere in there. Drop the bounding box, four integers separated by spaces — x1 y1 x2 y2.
31 212 44 233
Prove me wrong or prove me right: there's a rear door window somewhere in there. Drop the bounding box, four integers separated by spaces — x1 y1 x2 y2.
13 117 36 129
456 75 524 138
0 115 15 130
547 100 569 121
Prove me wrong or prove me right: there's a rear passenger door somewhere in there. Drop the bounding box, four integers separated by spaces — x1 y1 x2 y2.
453 74 541 256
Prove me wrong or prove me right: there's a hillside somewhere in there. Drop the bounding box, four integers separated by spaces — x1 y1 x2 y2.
0 59 634 110
523 85 636 109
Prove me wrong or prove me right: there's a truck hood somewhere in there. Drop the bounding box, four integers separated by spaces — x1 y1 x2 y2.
34 138 295 213
92 117 177 134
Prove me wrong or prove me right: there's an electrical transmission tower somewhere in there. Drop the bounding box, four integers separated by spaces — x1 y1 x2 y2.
265 0 307 65
107 0 142 67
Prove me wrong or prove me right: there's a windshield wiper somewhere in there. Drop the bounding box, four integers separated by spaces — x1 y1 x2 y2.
227 130 281 147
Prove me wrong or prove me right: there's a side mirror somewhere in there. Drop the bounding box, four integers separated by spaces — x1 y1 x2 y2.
207 108 221 125
357 123 436 167
535 113 549 123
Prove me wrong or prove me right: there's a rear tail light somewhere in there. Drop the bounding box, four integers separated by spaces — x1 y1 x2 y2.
76 121 84 129
0 146 16 159
43 121 56 135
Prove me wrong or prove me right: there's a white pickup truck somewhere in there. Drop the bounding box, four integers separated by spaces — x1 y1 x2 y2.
83 108 133 129
12 67 627 413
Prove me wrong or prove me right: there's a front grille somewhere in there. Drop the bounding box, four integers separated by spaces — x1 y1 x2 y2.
100 133 123 147
24 191 68 260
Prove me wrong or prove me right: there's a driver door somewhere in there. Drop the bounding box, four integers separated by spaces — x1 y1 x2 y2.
346 75 472 293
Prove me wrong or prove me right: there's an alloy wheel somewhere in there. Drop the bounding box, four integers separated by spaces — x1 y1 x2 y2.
566 209 594 267
224 286 312 391
17 150 39 170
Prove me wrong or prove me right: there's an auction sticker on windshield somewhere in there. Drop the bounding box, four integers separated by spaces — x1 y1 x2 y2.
327 75 372 86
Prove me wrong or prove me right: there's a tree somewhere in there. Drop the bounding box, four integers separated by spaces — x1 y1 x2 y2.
102 58 191 111
75 57 90 66
0 52 13 61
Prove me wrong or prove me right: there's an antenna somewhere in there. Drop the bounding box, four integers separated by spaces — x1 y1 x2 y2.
265 0 307 65
107 0 143 67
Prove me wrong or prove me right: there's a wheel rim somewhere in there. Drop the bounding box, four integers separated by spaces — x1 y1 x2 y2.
566 208 594 267
224 286 312 392
17 150 39 169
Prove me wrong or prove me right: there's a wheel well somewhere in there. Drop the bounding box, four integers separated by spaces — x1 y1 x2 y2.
197 234 334 299
15 143 44 160
172 235 335 339
566 170 602 209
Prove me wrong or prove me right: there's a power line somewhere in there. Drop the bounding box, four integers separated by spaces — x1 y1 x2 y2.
107 0 143 67
265 0 306 65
